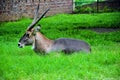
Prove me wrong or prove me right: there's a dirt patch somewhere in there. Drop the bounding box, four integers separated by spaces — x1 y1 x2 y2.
90 28 120 33
80 28 120 33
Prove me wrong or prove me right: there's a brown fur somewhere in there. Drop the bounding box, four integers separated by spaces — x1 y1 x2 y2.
33 32 53 53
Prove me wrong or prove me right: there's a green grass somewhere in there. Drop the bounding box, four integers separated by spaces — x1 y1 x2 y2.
75 0 98 2
0 12 120 80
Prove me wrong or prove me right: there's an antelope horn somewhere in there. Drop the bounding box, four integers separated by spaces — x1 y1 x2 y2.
27 8 50 31
27 4 40 30
32 4 40 24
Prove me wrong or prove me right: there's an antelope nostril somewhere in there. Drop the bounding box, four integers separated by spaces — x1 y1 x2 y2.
18 43 20 46
18 43 24 48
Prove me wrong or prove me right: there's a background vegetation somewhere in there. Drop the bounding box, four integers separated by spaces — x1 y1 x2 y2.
74 0 119 13
0 12 120 80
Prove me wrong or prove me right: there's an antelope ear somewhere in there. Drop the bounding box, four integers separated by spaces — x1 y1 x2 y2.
36 26 41 31
35 25 41 31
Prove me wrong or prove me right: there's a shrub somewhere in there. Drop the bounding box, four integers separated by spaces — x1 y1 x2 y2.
85 6 93 13
103 6 112 12
74 6 94 13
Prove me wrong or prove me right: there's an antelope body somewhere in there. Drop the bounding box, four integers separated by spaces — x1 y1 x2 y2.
18 4 91 54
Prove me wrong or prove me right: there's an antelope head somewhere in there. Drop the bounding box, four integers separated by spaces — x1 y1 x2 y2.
18 4 50 48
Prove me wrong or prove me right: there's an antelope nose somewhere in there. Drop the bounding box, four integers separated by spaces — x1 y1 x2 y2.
18 43 20 46
18 43 22 48
18 43 20 47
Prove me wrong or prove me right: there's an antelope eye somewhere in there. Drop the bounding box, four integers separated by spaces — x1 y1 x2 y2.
26 33 29 37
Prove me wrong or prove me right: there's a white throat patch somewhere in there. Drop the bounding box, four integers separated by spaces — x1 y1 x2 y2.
32 42 35 50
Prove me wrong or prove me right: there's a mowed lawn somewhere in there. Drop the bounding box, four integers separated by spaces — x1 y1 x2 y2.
0 12 120 80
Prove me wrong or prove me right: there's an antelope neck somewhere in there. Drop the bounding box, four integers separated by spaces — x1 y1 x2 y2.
33 32 53 52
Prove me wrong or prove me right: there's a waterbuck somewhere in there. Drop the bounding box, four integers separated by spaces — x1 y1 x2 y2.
18 4 91 54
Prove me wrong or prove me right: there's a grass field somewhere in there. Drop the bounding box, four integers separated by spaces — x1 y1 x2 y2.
0 12 120 80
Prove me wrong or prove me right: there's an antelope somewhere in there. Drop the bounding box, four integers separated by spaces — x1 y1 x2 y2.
18 4 91 54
